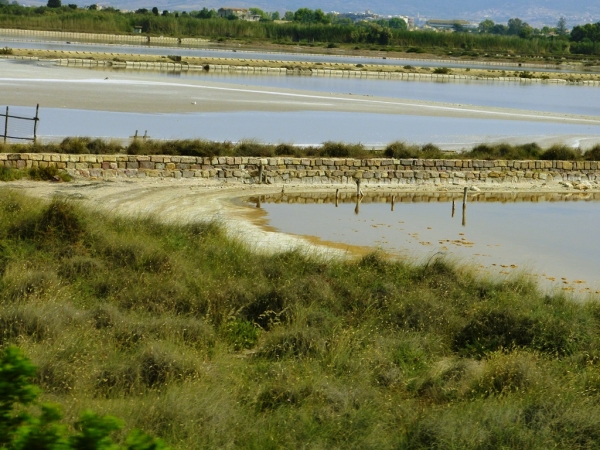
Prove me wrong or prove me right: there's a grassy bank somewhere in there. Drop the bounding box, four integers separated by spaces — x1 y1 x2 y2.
2 138 600 161
1 189 600 448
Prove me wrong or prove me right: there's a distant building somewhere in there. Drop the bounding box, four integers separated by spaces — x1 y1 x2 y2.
218 7 260 21
424 19 476 31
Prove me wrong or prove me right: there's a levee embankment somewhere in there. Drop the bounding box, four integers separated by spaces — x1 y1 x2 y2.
2 153 599 187
0 27 208 45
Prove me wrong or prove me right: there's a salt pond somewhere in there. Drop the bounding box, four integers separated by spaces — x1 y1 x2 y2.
2 60 600 148
245 191 600 294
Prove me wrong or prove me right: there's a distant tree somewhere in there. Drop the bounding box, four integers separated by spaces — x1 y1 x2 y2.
283 11 293 21
293 8 313 23
570 22 600 42
151 6 158 16
162 9 169 16
453 23 466 32
388 17 407 30
490 23 507 34
0 0 10 5
478 19 495 33
293 8 330 24
519 24 534 38
46 0 60 8
271 11 279 20
334 17 354 26
557 17 568 36
135 8 148 14
314 9 330 24
67 3 76 7
87 4 97 10
195 7 216 19
507 18 531 36
249 7 267 19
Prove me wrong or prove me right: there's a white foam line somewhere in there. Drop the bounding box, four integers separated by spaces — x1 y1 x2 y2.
3 76 600 124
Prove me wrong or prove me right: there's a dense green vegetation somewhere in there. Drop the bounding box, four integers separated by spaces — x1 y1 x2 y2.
1 190 600 448
0 348 166 449
2 138 600 161
0 3 583 55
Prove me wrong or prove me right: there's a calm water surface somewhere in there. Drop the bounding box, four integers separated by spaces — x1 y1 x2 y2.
246 192 600 294
121 69 600 117
16 108 600 147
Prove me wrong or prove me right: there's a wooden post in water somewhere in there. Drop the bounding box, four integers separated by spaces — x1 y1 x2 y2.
452 199 456 217
3 106 8 144
463 186 468 207
33 104 39 143
258 163 264 184
335 188 339 207
355 179 364 198
462 206 467 227
354 195 362 215
391 195 395 212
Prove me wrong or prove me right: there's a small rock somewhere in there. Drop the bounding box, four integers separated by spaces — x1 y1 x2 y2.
469 186 481 192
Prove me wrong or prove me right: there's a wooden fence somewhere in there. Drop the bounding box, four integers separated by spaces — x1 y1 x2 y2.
1 104 39 143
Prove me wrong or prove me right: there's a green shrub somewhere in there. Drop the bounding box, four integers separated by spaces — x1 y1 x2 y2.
433 67 451 74
28 165 71 182
584 144 600 161
0 166 23 182
223 319 259 350
540 145 582 160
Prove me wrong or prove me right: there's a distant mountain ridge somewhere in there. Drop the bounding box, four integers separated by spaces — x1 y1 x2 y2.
70 0 600 26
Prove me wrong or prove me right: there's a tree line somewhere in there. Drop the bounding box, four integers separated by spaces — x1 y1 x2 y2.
0 1 598 55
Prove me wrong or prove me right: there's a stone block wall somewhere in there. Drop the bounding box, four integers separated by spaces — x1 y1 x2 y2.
1 153 599 185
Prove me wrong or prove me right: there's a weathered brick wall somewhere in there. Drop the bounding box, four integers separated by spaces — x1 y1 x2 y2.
1 153 599 185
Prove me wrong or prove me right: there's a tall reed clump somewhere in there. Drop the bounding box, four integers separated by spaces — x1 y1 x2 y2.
2 189 600 448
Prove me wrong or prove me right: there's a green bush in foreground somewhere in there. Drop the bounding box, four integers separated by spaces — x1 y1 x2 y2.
1 191 600 448
0 346 167 449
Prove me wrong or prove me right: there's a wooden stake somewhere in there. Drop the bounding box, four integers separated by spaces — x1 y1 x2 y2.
33 104 39 143
463 186 468 207
391 195 395 211
452 199 456 217
3 106 8 144
258 163 263 184
354 195 362 215
335 188 339 207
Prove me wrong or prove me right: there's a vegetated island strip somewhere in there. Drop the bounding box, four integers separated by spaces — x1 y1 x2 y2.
4 48 600 84
1 187 600 449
